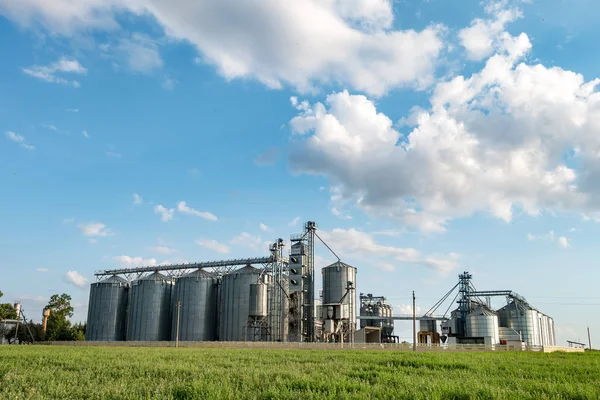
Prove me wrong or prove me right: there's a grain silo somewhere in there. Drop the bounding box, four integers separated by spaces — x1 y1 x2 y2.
127 272 174 341
171 269 218 342
466 305 500 345
86 275 129 341
497 301 556 347
219 266 263 341
321 261 357 342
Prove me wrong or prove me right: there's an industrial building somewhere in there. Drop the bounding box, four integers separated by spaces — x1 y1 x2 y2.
86 221 554 349
87 221 359 344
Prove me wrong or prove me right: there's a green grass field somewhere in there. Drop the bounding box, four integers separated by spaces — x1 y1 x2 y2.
0 346 599 399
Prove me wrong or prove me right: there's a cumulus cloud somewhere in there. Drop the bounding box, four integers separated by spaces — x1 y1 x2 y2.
288 17 600 231
133 193 143 205
64 270 88 288
113 255 158 267
230 232 271 253
154 205 174 222
22 57 87 87
112 33 163 74
318 228 459 273
78 222 112 237
177 201 218 221
196 239 230 254
5 131 35 150
82 130 90 138
148 246 177 255
458 0 524 61
259 223 270 232
1 0 443 96
558 236 571 249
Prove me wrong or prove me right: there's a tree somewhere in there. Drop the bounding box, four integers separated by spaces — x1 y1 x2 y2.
45 293 75 341
0 290 17 320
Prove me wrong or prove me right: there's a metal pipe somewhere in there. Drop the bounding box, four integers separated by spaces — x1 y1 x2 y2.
412 291 416 352
588 326 592 350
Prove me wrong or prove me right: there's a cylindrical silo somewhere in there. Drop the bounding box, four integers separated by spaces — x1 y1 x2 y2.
219 266 263 341
171 270 218 342
86 275 129 341
497 302 540 346
322 261 357 324
466 306 499 344
127 272 174 341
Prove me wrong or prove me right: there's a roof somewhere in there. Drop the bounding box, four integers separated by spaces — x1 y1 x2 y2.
181 269 217 279
139 271 171 282
225 265 260 275
323 261 355 270
97 275 128 284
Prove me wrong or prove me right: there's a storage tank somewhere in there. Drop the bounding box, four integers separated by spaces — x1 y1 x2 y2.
219 266 263 341
249 283 268 318
497 301 540 346
322 261 357 324
127 272 174 341
466 306 499 344
86 275 129 341
171 269 218 342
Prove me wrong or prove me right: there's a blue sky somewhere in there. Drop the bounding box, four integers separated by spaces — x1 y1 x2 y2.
1 0 600 346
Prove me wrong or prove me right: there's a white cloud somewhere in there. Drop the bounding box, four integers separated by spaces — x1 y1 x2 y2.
78 222 112 237
161 76 176 90
113 255 158 267
148 246 177 255
133 193 143 205
230 232 271 252
177 201 218 221
62 217 75 224
1 0 444 96
288 217 301 227
527 233 536 241
375 263 396 272
82 130 89 138
396 304 422 315
288 18 600 231
5 131 35 150
64 270 88 288
558 236 571 249
318 228 459 273
196 239 230 254
458 1 524 61
371 229 401 237
36 268 49 273
154 205 174 222
43 124 59 132
116 33 163 74
259 223 269 232
66 108 79 112
22 57 87 87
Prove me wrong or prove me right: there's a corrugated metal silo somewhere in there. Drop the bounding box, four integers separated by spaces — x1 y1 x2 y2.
219 266 262 341
127 272 174 341
497 301 541 346
466 306 499 344
322 261 357 324
171 269 218 342
86 275 129 341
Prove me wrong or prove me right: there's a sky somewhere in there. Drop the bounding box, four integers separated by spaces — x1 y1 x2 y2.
1 0 599 347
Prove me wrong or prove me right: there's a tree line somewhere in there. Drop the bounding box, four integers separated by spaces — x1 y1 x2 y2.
0 290 85 343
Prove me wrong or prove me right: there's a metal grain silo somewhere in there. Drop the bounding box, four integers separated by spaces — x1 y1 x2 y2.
86 275 129 341
497 301 540 346
322 261 357 325
127 272 174 341
466 306 499 345
171 270 218 342
219 266 262 341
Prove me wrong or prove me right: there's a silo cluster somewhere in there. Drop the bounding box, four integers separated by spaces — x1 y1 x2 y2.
86 266 281 342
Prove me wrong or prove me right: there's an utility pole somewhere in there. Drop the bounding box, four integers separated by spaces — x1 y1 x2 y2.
412 291 416 352
175 300 181 348
588 326 592 350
